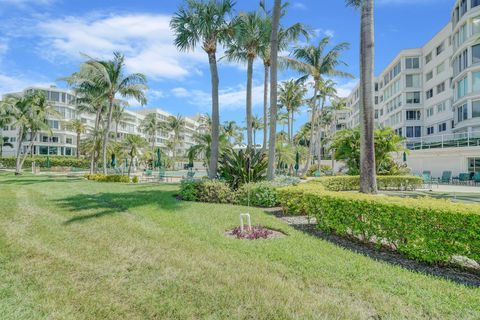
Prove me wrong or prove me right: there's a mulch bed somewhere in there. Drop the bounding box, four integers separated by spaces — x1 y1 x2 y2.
265 208 480 287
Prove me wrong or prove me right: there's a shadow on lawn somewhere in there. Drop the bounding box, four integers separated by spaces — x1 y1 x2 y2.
56 189 181 225
267 210 480 287
0 176 83 186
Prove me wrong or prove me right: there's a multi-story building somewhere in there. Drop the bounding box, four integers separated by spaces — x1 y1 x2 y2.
0 86 203 159
342 0 480 176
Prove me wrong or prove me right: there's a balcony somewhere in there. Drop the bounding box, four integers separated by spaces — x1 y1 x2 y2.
405 131 480 150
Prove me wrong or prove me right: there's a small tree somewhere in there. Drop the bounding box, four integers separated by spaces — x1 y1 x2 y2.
64 119 87 158
123 134 147 178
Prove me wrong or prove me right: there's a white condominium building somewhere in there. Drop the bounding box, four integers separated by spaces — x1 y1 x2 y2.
345 0 480 143
0 86 203 158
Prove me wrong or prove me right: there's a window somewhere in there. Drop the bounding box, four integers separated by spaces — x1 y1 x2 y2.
66 138 73 144
437 82 445 94
438 122 447 132
406 110 421 120
426 88 434 100
460 0 467 17
425 52 432 64
474 72 480 92
453 49 468 75
39 146 49 155
405 74 420 88
375 83 379 91
375 96 378 105
473 16 480 35
473 44 480 65
42 136 49 142
436 62 445 74
395 128 403 137
426 71 433 81
49 147 58 155
406 126 422 138
473 0 480 9
405 57 420 69
457 77 468 99
48 120 59 130
473 100 480 117
468 157 480 173
406 92 420 104
436 42 444 56
437 101 447 113
51 136 59 143
458 104 469 122
10 137 16 142
427 107 434 118
427 126 434 135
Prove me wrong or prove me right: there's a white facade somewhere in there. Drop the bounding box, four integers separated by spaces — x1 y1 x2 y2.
1 86 203 158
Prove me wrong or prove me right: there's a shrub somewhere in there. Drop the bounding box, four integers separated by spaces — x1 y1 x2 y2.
278 183 480 264
230 225 273 240
306 164 332 177
316 175 422 191
179 179 199 201
0 156 89 169
180 179 236 204
271 175 301 187
84 173 130 183
132 176 139 184
236 182 278 207
219 147 267 189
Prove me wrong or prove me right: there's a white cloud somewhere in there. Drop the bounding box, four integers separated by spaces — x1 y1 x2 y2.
35 13 206 80
173 84 266 112
314 28 335 39
335 79 358 98
0 0 54 6
0 73 53 95
377 0 448 5
292 2 307 10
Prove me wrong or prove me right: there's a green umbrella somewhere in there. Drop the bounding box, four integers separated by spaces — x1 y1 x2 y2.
156 148 161 168
294 151 300 174
46 156 50 168
403 151 407 163
111 154 116 168
125 157 129 170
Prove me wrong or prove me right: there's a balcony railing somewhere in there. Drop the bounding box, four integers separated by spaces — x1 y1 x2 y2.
405 131 480 150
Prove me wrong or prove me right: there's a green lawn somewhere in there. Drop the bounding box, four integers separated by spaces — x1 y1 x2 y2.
0 174 479 319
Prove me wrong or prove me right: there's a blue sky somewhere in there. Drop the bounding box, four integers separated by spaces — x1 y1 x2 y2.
0 0 453 135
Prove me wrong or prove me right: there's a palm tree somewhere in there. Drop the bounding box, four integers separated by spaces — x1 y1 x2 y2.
346 0 377 193
63 119 87 158
2 91 54 174
277 80 306 142
258 1 309 153
163 114 185 160
123 134 147 178
171 0 234 179
267 0 282 180
188 131 228 174
67 52 147 174
251 115 263 149
141 113 162 153
111 101 131 142
224 12 266 149
223 120 241 145
314 79 337 167
329 97 348 169
0 107 12 157
281 37 351 172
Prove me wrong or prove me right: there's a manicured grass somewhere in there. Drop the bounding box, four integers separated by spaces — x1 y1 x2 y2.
0 173 479 319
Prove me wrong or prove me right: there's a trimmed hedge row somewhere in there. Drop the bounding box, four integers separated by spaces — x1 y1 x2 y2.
0 156 90 169
179 179 284 207
316 175 423 191
84 173 131 183
278 183 480 264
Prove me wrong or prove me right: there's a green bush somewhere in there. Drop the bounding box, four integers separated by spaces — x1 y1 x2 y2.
84 173 130 183
278 183 480 264
0 156 89 169
316 175 422 191
306 164 332 177
132 176 139 184
219 147 267 189
180 179 199 201
179 179 236 204
236 182 278 207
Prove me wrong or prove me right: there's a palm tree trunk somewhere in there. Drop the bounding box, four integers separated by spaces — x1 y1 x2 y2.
291 113 295 144
262 63 269 153
76 132 80 159
208 52 220 179
102 97 114 175
267 0 281 180
90 109 101 174
253 130 257 150
317 98 326 172
246 57 254 149
19 131 37 173
287 109 291 143
115 122 118 143
15 126 24 175
359 0 377 193
302 87 318 173
128 155 133 178
331 110 336 171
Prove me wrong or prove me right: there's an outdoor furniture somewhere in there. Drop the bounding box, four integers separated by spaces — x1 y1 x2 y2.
473 172 480 185
186 170 196 180
458 173 470 185
158 168 169 182
440 171 452 184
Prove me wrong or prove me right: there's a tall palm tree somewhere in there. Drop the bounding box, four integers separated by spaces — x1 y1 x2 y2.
123 134 147 178
223 120 241 145
258 1 309 153
171 0 234 179
224 12 266 149
281 37 351 172
141 113 162 153
277 80 307 142
330 97 348 169
67 52 147 174
0 106 12 157
267 0 282 180
63 119 87 159
111 101 131 142
163 114 185 160
315 79 337 167
346 0 377 193
251 115 263 149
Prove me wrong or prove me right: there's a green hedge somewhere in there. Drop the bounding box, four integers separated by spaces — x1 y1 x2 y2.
0 156 89 169
236 182 278 207
316 175 422 191
180 179 236 204
84 173 130 183
278 183 480 264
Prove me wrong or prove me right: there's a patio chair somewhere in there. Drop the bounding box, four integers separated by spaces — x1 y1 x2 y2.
422 171 432 188
458 173 470 185
440 171 452 184
473 172 480 186
158 168 168 182
186 170 195 180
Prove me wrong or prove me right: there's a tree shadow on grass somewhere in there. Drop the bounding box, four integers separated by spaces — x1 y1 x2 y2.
56 189 181 225
0 176 83 186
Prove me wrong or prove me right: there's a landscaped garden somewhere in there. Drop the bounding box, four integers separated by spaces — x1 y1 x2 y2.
1 173 479 319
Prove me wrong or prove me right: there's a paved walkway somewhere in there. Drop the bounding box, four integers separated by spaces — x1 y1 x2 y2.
419 184 480 193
